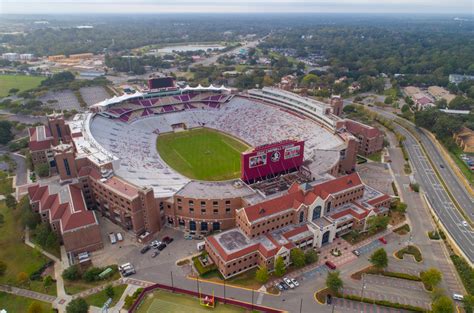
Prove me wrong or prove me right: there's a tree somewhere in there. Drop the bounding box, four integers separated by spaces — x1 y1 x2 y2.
464 295 474 313
304 250 318 265
35 163 50 178
384 96 393 105
62 265 81 281
43 275 53 291
105 284 115 298
421 268 442 290
255 265 269 283
5 194 17 210
66 298 89 313
326 271 343 293
0 121 13 145
432 295 454 313
274 256 286 277
290 248 305 268
17 271 29 285
369 248 388 270
366 215 390 234
0 260 7 276
27 302 43 313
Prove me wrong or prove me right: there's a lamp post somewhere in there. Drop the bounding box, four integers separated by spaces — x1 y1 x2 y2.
223 278 226 304
360 274 366 313
170 271 174 291
251 289 254 310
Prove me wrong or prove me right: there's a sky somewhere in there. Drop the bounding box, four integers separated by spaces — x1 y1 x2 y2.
0 0 473 15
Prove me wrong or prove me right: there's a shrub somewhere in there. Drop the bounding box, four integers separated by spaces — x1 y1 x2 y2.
428 231 440 240
304 249 318 264
255 266 269 283
66 298 89 313
342 294 425 312
35 163 50 178
62 265 81 281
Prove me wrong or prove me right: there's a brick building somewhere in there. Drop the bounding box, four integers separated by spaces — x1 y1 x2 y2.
205 173 392 278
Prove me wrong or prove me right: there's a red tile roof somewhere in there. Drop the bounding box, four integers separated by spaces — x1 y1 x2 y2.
60 185 97 232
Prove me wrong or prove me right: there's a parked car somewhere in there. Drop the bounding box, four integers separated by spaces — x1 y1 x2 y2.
151 240 160 249
151 251 159 258
109 232 117 244
162 236 174 244
283 277 295 289
122 268 136 277
184 234 193 240
140 245 151 254
157 243 167 251
116 232 124 242
352 249 360 256
453 294 464 301
462 221 469 227
118 263 132 273
379 237 387 244
325 261 337 270
279 281 289 290
440 164 445 169
276 283 284 291
291 278 299 287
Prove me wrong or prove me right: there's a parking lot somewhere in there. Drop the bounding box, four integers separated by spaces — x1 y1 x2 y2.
332 297 412 313
80 86 110 107
39 90 82 111
355 239 383 256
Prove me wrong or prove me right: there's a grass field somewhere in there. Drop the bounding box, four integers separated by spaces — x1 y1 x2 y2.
157 128 249 181
0 292 53 312
84 284 127 307
0 74 44 97
0 201 55 295
137 290 248 313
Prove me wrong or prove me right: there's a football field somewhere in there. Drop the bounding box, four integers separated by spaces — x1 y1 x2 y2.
137 290 246 313
156 128 249 181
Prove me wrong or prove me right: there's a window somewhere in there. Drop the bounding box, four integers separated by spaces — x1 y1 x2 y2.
213 201 218 207
226 208 231 214
201 208 206 214
189 200 194 206
189 207 194 213
201 222 208 231
189 220 196 230
200 201 206 207
213 209 218 215
225 200 231 205
63 159 71 176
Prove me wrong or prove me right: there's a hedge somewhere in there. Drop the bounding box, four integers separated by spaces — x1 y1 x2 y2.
451 255 474 295
341 294 425 312
192 255 217 276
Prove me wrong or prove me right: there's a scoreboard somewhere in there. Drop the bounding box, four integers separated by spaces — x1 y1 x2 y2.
241 140 305 183
148 77 175 90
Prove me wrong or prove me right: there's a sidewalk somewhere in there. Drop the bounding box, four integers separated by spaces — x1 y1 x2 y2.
0 284 56 303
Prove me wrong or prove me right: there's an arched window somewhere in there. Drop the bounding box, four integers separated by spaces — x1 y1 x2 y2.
189 220 196 231
299 211 305 223
312 206 321 220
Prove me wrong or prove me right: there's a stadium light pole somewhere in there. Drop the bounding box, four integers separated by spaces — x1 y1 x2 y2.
251 289 254 310
170 271 174 291
196 276 200 294
299 298 303 313
223 278 226 304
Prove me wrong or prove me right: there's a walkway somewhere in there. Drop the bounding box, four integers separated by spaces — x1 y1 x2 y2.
0 284 56 303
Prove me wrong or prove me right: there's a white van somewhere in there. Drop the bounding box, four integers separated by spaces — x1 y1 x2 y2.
109 232 117 244
197 241 206 251
119 262 132 272
116 232 124 242
453 293 464 301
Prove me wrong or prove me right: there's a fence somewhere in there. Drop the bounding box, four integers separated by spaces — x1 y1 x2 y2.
128 282 284 313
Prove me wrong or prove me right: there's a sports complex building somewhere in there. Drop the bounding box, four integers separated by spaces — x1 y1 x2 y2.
26 78 387 268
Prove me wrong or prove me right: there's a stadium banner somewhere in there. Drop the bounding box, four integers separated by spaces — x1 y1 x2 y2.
241 140 305 183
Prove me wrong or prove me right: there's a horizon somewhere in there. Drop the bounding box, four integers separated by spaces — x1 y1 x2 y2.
1 0 473 15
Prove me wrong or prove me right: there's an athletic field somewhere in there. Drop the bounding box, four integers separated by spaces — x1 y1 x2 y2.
0 74 44 97
156 128 249 181
137 290 246 313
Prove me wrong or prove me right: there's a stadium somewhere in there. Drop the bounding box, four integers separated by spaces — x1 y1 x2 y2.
27 76 386 254
63 79 361 236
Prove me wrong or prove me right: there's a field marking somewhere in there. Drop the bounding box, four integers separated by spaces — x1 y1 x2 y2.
173 148 193 168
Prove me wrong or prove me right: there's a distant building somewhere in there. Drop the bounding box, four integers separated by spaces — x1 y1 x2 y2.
48 55 66 62
278 74 297 91
439 109 470 115
454 127 474 153
2 53 19 61
449 74 474 85
19 53 35 61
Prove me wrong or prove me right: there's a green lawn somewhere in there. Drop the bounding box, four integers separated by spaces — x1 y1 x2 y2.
137 290 248 313
0 201 56 296
0 74 44 97
157 128 249 181
84 284 127 307
64 265 121 295
0 292 53 312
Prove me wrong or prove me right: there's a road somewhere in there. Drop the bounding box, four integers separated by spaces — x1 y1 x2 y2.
345 102 474 263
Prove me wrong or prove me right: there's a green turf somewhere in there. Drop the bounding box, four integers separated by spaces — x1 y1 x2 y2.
0 292 53 313
157 128 249 181
137 290 247 313
0 74 44 97
0 201 56 296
